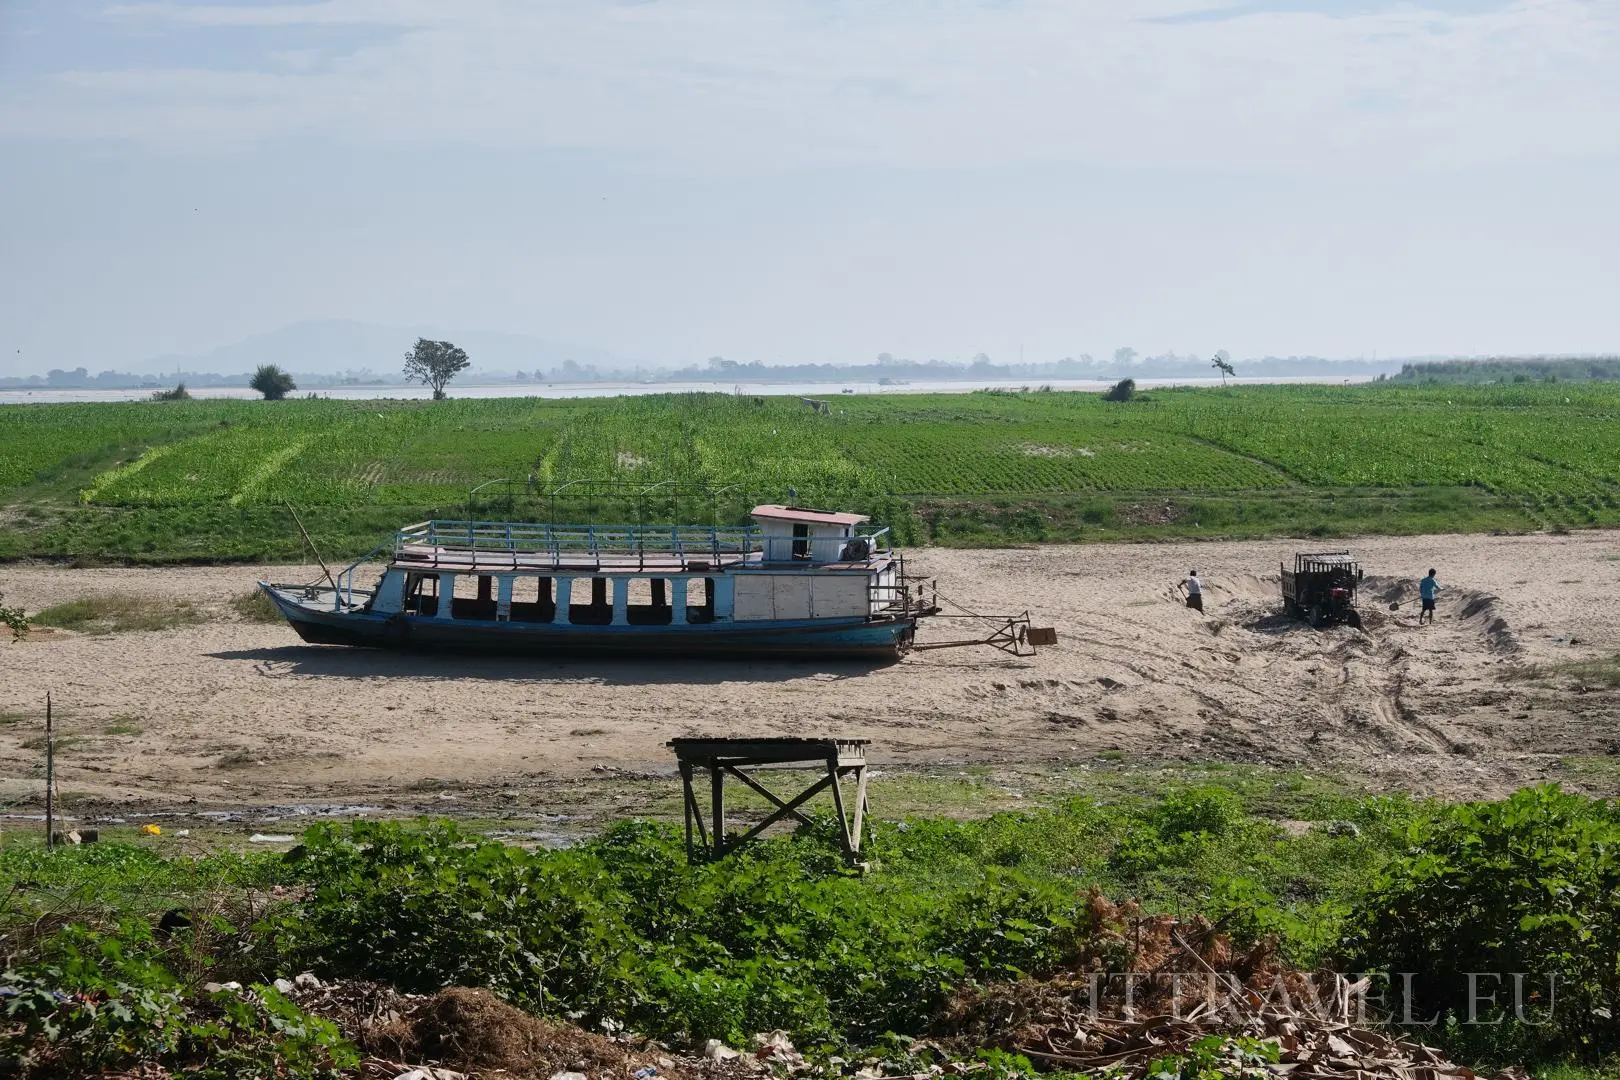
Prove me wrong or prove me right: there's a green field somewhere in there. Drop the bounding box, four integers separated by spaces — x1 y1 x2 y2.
3 383 1618 562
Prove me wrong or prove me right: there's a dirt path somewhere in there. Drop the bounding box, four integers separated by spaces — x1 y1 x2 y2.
2 531 1617 823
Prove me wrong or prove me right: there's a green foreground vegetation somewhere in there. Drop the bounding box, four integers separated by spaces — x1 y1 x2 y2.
3 382 1620 561
5 784 1620 1078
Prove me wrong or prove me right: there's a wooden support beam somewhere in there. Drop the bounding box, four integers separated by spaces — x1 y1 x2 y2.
680 762 694 860
851 765 870 853
728 774 836 849
679 762 708 859
711 763 725 856
826 754 851 857
723 765 817 830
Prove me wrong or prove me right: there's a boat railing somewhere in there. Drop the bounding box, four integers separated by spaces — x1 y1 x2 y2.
310 543 393 612
392 519 893 571
394 519 764 571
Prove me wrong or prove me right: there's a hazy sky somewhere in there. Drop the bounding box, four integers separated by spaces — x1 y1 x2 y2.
2 0 1617 376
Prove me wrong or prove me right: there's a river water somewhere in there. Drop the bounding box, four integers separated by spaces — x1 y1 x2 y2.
0 375 1374 406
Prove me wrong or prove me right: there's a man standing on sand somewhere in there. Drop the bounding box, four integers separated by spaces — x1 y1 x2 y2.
1419 568 1439 624
1178 570 1203 613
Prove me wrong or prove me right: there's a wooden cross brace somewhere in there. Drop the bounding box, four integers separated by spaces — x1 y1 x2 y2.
669 738 871 866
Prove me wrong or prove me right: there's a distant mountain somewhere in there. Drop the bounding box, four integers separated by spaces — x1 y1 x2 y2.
135 319 640 378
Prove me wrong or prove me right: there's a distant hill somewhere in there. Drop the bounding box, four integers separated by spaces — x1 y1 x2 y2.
135 319 641 378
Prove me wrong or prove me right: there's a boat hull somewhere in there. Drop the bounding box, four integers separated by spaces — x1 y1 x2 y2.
260 585 913 661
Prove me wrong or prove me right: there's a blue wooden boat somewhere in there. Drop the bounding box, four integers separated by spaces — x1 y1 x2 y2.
259 505 941 661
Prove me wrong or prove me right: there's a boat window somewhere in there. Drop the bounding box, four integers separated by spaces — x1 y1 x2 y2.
626 578 673 626
510 576 554 623
449 574 497 621
568 576 613 626
404 572 439 617
687 577 717 624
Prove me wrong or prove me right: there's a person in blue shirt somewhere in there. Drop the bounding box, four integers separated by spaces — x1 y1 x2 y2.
1419 569 1438 624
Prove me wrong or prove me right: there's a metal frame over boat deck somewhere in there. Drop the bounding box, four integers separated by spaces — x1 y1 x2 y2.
386 519 894 574
668 737 871 866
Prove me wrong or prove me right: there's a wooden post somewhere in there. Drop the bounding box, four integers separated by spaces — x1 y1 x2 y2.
680 762 694 860
851 764 870 853
710 762 725 858
44 693 54 852
826 755 850 858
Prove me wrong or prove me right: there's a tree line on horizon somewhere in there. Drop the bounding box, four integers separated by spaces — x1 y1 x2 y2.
1387 356 1620 385
16 350 1617 397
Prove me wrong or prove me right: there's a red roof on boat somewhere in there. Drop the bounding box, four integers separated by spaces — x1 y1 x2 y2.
750 505 870 526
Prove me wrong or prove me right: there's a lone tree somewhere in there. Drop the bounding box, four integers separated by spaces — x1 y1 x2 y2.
1210 352 1235 386
249 364 296 400
1103 377 1136 402
1 587 26 642
404 338 471 400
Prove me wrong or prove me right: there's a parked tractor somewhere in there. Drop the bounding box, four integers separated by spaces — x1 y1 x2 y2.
1281 551 1363 629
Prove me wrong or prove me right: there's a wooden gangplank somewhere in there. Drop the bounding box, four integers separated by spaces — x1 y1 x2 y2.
667 737 871 866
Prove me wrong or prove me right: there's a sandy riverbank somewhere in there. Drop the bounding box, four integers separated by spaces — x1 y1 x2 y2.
2 531 1617 819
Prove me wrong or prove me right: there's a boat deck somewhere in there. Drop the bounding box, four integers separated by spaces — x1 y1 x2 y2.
392 545 887 574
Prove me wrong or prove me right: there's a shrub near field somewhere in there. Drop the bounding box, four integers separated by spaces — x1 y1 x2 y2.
3 384 1620 559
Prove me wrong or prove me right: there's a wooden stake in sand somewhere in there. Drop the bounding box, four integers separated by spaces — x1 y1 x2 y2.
44 693 54 852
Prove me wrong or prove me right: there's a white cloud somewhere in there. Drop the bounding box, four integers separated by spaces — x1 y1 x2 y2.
2 0 1616 173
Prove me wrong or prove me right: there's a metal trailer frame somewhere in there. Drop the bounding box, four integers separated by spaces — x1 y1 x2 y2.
1281 550 1364 628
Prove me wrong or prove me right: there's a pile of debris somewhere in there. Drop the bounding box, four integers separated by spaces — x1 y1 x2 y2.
275 895 1530 1080
284 976 811 1080
945 891 1525 1080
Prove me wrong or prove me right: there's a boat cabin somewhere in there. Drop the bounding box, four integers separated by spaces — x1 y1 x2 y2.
333 504 904 631
751 505 873 564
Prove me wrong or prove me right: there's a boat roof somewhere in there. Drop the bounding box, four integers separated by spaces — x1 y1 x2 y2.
751 504 870 526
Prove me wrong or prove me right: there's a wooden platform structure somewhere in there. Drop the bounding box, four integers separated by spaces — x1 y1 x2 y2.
668 737 871 865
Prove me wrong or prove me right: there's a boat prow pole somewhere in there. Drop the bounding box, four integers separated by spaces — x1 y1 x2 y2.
285 501 336 589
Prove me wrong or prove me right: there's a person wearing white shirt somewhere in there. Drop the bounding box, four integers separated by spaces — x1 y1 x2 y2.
1178 570 1203 613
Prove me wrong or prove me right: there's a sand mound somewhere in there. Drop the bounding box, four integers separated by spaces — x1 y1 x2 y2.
292 982 683 1080
1368 576 1515 649
1219 572 1285 602
397 988 639 1075
1455 593 1518 653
